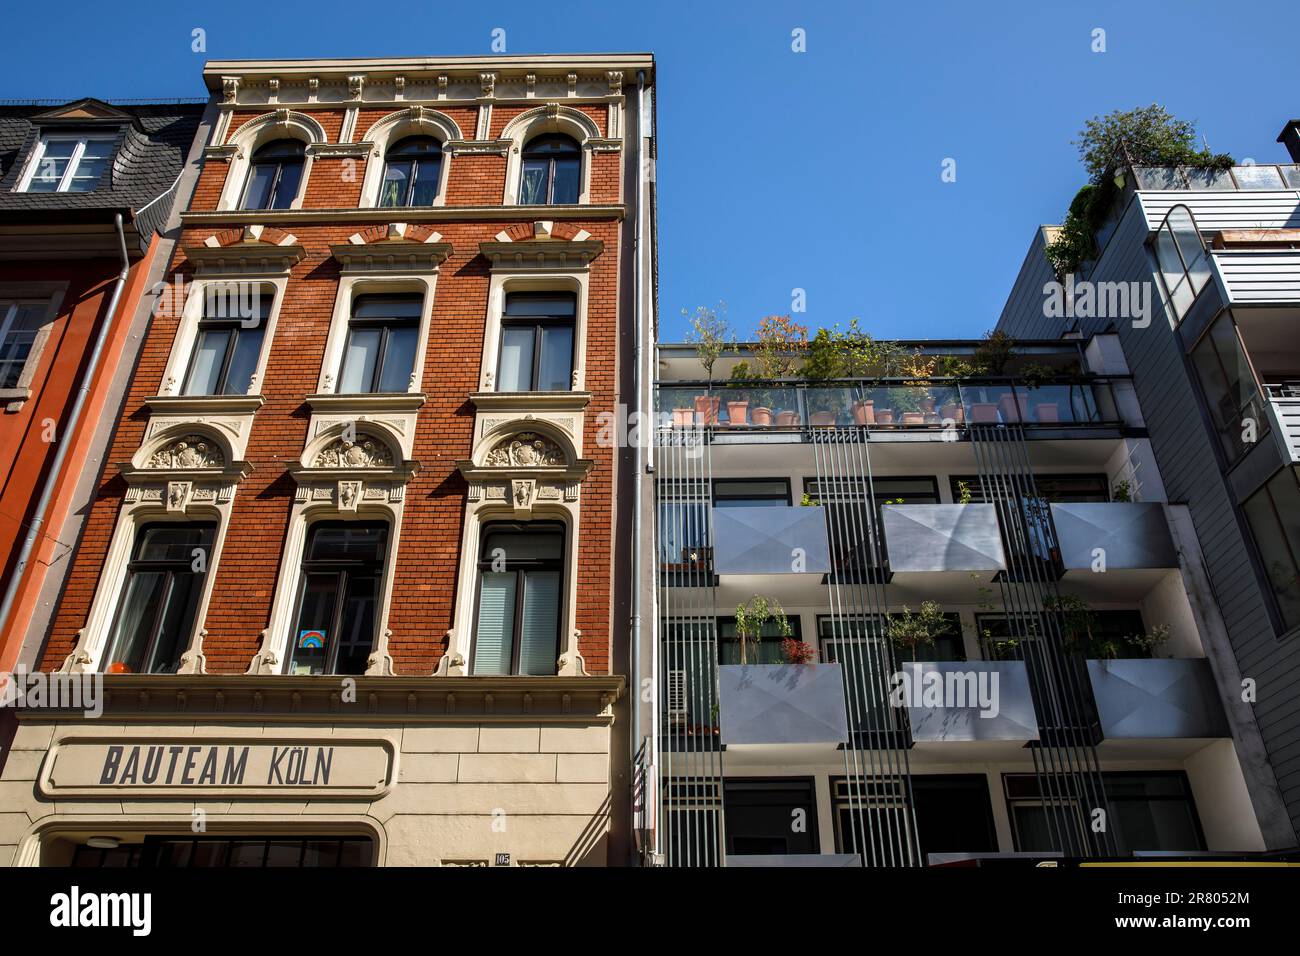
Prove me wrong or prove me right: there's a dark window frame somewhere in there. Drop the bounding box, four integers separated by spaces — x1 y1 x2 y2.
338 293 423 394
378 135 444 208
240 139 306 211
288 520 389 676
1241 468 1300 635
949 473 1110 503
1187 309 1272 464
181 291 273 396
470 520 567 676
104 522 216 674
817 612 966 663
518 133 581 206
722 776 820 857
72 835 374 868
716 613 803 664
714 477 792 507
496 292 577 393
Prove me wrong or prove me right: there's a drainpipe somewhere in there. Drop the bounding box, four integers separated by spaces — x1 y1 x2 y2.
0 212 131 649
630 69 648 863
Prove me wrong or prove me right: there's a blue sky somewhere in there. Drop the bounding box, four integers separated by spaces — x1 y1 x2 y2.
2 0 1295 341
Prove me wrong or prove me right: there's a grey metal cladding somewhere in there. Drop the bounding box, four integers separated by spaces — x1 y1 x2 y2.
881 503 1007 572
717 662 850 745
902 661 1040 742
711 504 832 574
1088 658 1230 739
1051 502 1178 569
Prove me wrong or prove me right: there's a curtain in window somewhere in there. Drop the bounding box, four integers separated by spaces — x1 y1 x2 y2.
473 572 517 675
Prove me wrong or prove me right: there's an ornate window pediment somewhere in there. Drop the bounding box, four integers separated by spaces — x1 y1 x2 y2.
483 431 567 468
145 434 226 470
312 435 395 469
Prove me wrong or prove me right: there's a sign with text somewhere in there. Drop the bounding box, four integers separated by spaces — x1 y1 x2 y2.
38 737 395 799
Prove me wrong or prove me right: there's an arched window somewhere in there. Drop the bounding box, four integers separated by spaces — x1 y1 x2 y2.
241 139 305 210
518 134 580 205
378 136 442 207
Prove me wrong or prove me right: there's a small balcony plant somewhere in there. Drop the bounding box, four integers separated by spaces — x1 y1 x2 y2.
733 595 793 665
887 601 948 661
685 303 732 425
727 360 759 425
754 315 808 427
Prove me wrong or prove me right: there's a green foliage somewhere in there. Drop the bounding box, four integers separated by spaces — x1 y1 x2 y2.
801 327 845 381
1020 362 1057 388
956 480 973 505
1047 105 1234 277
684 302 732 380
1112 479 1133 503
973 330 1015 375
753 315 808 380
733 595 792 664
887 601 948 661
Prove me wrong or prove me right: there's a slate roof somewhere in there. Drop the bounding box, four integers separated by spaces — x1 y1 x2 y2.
0 99 205 232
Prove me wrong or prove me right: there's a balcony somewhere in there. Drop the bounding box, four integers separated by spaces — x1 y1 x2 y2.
656 377 1127 438
1086 658 1229 739
712 505 832 575
900 661 1039 743
1050 502 1177 570
1265 386 1300 463
880 504 1007 575
1131 164 1300 235
716 662 849 747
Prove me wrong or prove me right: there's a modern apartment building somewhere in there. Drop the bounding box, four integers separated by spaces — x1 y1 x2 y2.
0 97 207 681
0 54 656 867
640 332 1281 865
997 122 1300 848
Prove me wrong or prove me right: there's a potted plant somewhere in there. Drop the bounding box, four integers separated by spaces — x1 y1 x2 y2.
734 595 792 665
802 327 846 426
1020 362 1060 422
685 303 732 425
725 360 753 425
781 637 817 665
893 349 937 426
887 601 948 661
754 315 808 427
1112 479 1133 502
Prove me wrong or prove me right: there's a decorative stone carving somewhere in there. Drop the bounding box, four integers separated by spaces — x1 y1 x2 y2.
338 480 362 511
484 432 565 468
313 436 394 468
166 481 192 513
147 436 224 469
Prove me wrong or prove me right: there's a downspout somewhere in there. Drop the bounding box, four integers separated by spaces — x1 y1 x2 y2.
0 212 131 646
630 68 648 863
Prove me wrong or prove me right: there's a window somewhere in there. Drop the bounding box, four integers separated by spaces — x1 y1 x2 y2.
1005 772 1204 854
833 775 996 862
713 479 791 508
806 477 940 573
1190 311 1270 463
288 522 388 675
181 290 272 396
819 613 964 664
496 292 575 392
1242 469 1300 633
717 615 802 665
103 523 215 674
977 609 1149 660
471 522 564 676
72 836 373 868
518 134 580 205
378 136 442 207
338 294 421 394
951 473 1109 503
21 134 116 192
723 778 819 856
240 139 305 210
0 300 47 389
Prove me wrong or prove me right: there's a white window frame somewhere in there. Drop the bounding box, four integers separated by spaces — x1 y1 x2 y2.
0 284 65 410
17 133 117 193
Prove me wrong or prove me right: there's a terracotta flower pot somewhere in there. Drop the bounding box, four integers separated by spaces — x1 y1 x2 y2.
998 394 1023 422
694 394 720 425
875 409 895 425
940 402 964 423
672 407 693 427
775 410 800 427
107 662 133 674
852 399 875 425
901 411 925 426
726 400 749 425
810 411 837 426
750 406 773 426
921 398 937 415
971 403 998 423
1035 402 1060 422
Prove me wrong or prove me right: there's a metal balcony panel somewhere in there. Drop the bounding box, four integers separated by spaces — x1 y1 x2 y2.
711 505 831 575
881 504 1007 572
1087 658 1229 739
717 663 849 746
901 661 1040 742
1050 502 1177 570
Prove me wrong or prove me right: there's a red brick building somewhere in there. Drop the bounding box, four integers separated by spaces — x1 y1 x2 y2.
2 55 657 868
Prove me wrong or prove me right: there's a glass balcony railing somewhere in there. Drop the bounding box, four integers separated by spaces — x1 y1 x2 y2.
1131 163 1300 192
655 378 1122 430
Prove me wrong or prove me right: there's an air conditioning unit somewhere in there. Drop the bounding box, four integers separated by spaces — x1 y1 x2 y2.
666 669 688 725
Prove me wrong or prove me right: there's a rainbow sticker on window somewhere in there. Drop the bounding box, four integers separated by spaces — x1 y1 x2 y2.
297 629 326 649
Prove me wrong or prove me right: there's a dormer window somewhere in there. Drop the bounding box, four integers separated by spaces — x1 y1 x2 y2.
19 134 116 193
